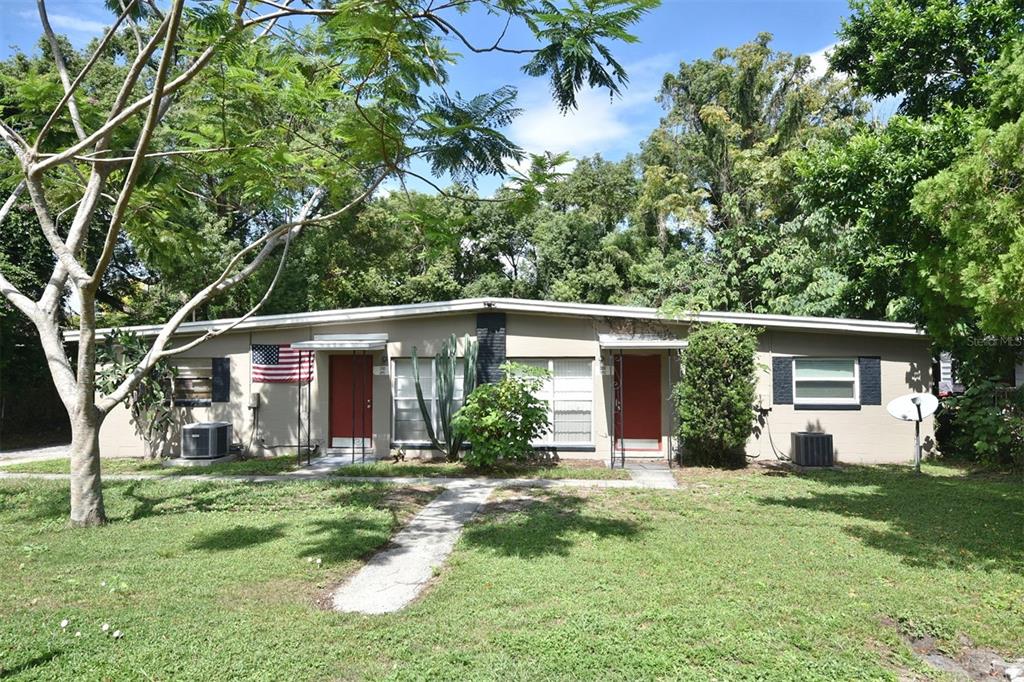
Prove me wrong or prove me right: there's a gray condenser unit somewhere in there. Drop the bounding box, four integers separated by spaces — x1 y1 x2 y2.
182 421 232 459
791 432 834 467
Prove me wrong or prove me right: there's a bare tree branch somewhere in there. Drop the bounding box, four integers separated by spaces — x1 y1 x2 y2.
0 120 29 157
97 175 385 412
22 174 91 285
48 146 242 164
36 0 88 140
0 181 25 226
35 0 139 147
85 0 186 293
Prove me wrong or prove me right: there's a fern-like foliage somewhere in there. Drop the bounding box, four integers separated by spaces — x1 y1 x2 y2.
418 86 524 183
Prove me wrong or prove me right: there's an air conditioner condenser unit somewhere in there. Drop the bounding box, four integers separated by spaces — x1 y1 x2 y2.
182 421 232 459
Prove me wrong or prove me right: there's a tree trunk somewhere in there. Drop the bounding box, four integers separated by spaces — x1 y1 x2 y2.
68 405 107 527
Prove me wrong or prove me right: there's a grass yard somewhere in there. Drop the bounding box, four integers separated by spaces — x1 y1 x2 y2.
1 465 1021 680
0 456 628 480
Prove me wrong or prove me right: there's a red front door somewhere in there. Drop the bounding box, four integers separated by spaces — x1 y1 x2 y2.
329 355 373 448
614 354 662 450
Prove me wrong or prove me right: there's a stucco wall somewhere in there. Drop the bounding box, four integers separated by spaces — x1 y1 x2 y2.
751 331 934 464
98 310 932 466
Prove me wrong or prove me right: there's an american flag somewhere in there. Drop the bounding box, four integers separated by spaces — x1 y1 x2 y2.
251 344 314 383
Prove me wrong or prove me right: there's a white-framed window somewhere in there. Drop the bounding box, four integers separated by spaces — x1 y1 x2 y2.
171 358 213 403
391 358 465 444
511 358 594 445
793 357 859 405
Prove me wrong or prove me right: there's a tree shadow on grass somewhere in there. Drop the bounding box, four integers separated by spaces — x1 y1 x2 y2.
757 466 1024 571
189 523 288 552
461 491 643 559
297 486 438 565
299 517 396 565
0 649 62 678
0 480 69 525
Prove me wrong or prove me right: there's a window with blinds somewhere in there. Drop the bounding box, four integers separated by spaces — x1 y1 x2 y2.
392 358 465 443
793 358 859 405
171 358 213 403
512 358 594 444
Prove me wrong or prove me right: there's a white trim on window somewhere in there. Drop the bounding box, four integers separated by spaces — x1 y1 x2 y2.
390 357 466 446
509 358 595 447
792 357 860 406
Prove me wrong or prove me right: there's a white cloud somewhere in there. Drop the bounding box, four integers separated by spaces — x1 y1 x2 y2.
18 11 108 36
807 43 835 79
49 14 108 35
508 53 674 159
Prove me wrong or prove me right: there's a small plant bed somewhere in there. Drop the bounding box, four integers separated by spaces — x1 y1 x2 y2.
334 459 631 480
0 455 305 477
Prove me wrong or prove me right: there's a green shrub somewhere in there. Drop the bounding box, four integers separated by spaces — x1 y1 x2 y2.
940 381 1023 469
673 323 759 467
452 362 550 468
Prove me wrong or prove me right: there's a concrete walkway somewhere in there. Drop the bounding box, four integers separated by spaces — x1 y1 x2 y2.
624 459 678 489
0 443 69 466
0 469 645 489
332 481 496 614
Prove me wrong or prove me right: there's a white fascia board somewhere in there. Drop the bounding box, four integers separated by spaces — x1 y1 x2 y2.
64 297 926 342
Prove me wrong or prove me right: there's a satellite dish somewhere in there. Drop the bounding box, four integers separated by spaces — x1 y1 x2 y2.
886 393 938 422
886 392 939 473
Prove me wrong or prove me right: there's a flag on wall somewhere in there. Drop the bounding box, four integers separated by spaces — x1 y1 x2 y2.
251 344 314 383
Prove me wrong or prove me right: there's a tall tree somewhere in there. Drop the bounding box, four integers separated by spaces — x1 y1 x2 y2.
832 0 1024 118
913 41 1024 337
649 33 864 312
0 0 655 526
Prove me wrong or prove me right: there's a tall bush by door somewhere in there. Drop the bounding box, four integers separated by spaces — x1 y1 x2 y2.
453 362 551 468
412 333 479 462
673 323 759 467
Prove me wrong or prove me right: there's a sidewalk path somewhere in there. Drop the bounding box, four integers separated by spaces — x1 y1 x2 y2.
624 459 678 489
332 481 496 614
0 443 69 466
0 470 646 489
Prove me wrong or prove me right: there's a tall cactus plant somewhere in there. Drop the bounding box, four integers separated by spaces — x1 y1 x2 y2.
412 333 478 462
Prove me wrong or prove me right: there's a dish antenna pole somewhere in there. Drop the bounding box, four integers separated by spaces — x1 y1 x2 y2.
886 393 939 474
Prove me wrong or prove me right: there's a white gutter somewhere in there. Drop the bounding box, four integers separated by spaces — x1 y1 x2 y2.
64 297 927 342
290 333 388 351
598 334 689 349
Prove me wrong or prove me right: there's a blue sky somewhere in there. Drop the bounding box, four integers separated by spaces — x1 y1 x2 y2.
0 0 884 194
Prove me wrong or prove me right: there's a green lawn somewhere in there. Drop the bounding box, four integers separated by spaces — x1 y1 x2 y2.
1 465 1021 679
0 456 628 480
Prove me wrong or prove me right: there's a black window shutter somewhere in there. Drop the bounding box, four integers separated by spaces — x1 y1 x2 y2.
772 356 793 405
212 357 230 402
475 312 506 384
859 356 882 405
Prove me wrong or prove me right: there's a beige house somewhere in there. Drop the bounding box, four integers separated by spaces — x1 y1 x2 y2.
88 298 935 465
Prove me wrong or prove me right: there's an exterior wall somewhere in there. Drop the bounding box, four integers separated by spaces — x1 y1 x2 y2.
98 308 932 466
750 331 935 464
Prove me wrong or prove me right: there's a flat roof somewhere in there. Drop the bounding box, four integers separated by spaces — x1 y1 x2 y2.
64 297 927 342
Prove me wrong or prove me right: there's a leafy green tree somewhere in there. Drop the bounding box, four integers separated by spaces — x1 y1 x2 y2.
651 33 866 312
913 43 1024 336
794 114 970 324
0 0 654 526
832 0 1024 118
96 330 176 460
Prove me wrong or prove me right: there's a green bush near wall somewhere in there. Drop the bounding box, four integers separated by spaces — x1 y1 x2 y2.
453 362 550 468
673 323 759 467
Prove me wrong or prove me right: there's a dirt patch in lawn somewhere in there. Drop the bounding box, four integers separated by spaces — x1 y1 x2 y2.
881 616 1023 681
